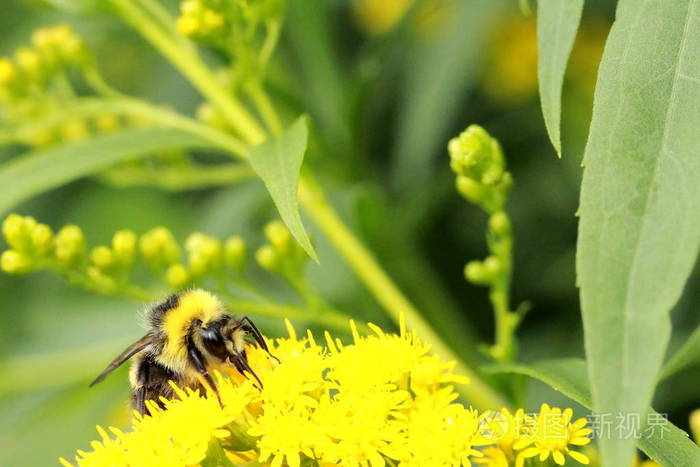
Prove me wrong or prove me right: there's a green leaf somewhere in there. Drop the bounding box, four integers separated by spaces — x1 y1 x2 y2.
247 115 318 262
536 0 584 157
659 325 700 382
486 359 700 466
0 128 209 216
577 1 700 465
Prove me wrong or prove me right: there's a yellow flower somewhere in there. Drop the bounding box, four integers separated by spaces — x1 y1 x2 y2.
62 319 590 467
352 0 415 35
513 404 592 466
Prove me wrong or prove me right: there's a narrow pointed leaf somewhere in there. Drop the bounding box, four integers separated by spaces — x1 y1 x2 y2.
247 115 318 261
577 2 700 464
486 359 700 466
0 128 209 215
536 0 584 156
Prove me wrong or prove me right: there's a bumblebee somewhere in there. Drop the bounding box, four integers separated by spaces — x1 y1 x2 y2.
90 289 277 415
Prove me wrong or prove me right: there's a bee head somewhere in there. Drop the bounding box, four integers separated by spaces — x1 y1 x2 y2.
197 316 232 362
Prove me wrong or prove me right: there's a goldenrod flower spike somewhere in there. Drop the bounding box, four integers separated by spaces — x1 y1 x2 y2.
61 318 592 466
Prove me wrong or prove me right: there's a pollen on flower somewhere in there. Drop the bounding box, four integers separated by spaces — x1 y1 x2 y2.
63 320 593 467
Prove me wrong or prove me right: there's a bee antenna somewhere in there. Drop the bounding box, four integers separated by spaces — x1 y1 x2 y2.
239 316 280 363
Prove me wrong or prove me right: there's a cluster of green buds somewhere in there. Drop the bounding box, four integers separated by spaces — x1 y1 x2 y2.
255 220 307 281
448 124 512 214
176 0 286 89
1 214 54 274
0 214 136 296
0 25 128 148
1 25 88 93
162 230 247 290
449 125 521 362
1 214 314 305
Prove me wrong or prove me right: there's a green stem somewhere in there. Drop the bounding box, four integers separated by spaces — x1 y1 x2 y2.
110 0 266 145
14 97 249 159
298 174 508 409
487 221 520 363
247 82 284 136
98 163 254 191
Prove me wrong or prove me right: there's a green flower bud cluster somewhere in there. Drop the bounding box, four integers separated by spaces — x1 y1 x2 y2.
0 25 127 148
448 126 522 363
160 231 248 290
143 227 242 293
11 25 87 88
448 125 513 213
1 214 54 274
176 0 286 87
255 220 307 280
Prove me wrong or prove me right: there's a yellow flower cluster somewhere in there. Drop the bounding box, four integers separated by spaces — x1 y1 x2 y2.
60 319 592 467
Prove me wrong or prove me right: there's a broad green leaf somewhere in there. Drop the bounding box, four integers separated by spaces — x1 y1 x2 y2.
0 128 209 215
486 359 700 466
659 325 700 382
577 1 700 465
536 0 584 157
247 116 318 261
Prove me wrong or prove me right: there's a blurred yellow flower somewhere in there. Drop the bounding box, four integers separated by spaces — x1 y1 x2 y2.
61 320 592 467
352 0 415 35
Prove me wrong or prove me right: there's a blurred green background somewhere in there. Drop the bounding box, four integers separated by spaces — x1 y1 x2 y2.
1 0 698 465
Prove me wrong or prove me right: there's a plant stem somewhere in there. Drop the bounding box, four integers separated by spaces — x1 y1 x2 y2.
110 0 266 145
247 82 284 136
298 174 508 409
98 163 254 191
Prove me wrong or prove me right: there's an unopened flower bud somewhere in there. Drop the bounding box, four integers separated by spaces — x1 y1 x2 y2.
54 225 86 267
87 266 118 294
112 230 137 266
90 246 115 271
185 232 222 276
489 212 510 236
15 47 42 75
265 221 291 252
224 236 246 271
3 214 32 250
177 16 201 36
140 227 181 271
1 250 34 274
166 264 191 289
455 176 484 204
483 256 501 277
0 58 16 86
31 223 54 254
95 114 120 133
61 119 89 142
464 260 488 285
203 10 224 29
256 245 278 272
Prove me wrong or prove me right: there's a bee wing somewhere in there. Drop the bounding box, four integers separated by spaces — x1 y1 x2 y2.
89 334 153 387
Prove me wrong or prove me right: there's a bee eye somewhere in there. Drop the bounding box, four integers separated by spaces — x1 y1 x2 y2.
201 327 227 359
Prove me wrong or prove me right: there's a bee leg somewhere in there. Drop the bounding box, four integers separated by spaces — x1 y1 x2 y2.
240 316 280 363
231 352 264 390
133 358 151 416
186 334 223 408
